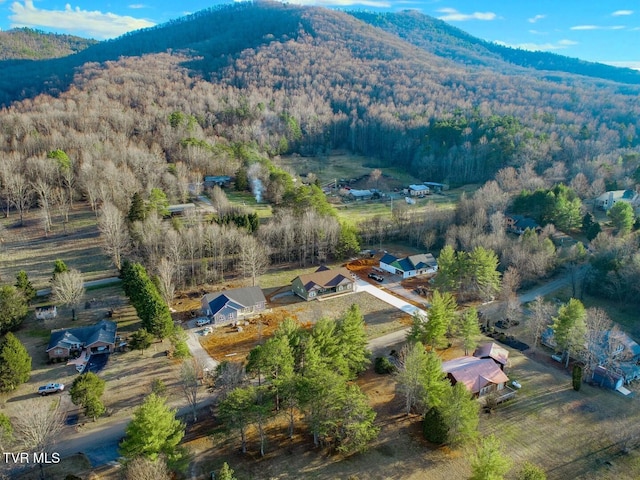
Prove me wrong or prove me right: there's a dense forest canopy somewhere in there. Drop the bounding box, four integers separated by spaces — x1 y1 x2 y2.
0 1 639 186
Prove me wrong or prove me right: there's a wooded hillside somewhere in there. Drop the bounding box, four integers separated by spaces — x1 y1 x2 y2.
0 2 639 187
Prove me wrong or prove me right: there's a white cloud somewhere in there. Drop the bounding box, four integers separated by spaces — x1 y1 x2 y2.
495 39 577 52
437 7 496 21
528 14 545 24
528 29 547 35
128 4 148 9
612 10 633 16
9 0 155 39
571 24 626 31
605 60 640 71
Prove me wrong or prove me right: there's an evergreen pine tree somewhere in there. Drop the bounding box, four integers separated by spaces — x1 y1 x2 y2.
0 333 31 392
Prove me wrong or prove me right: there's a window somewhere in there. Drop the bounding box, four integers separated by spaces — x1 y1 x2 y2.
54 349 63 355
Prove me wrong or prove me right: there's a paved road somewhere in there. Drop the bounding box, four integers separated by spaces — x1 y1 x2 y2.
517 266 586 304
184 319 219 373
355 279 427 317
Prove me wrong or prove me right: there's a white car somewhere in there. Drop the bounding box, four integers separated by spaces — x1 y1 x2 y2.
511 380 522 389
37 383 65 396
196 317 211 327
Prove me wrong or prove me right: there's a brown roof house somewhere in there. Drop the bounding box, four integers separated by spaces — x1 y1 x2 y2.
473 342 509 369
441 343 514 400
292 266 355 301
46 320 117 360
201 286 267 325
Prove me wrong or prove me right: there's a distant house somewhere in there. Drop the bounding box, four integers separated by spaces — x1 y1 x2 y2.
594 190 639 211
347 189 373 201
441 356 510 398
292 266 355 301
204 175 232 188
46 320 117 360
166 203 196 216
423 182 449 192
505 214 541 235
379 253 438 278
35 305 57 320
406 184 430 197
201 287 267 325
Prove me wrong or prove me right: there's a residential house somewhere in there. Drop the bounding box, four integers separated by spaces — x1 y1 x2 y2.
543 326 640 385
35 305 57 320
292 266 355 301
423 182 449 192
201 286 267 325
473 342 509 370
166 203 196 216
406 184 430 197
347 189 373 201
379 253 438 278
505 214 541 235
594 190 640 211
441 355 510 398
204 175 232 188
46 319 117 360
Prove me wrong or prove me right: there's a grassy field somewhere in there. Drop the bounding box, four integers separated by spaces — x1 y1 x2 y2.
0 203 116 289
224 190 273 219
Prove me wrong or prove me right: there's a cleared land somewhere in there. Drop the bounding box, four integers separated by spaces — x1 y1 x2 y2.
0 203 117 288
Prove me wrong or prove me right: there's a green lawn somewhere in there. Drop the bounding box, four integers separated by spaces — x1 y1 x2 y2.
224 190 273 219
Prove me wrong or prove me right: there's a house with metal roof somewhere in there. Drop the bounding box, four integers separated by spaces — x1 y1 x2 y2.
347 189 373 201
407 184 430 197
46 320 117 360
379 252 438 278
442 356 510 398
292 266 355 301
473 342 509 369
201 287 267 325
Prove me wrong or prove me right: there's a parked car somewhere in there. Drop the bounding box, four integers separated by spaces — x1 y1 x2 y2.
196 317 211 327
368 273 384 282
37 383 65 396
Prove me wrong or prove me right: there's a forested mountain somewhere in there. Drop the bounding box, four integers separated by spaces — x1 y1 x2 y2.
0 28 96 60
351 10 640 85
1 2 640 186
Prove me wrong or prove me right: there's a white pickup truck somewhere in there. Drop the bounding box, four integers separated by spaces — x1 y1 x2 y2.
37 383 65 396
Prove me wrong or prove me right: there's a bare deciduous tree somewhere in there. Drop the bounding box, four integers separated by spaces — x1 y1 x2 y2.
156 258 176 306
5 172 33 227
180 358 203 423
98 201 130 270
51 269 85 321
123 455 171 480
239 235 270 287
527 296 554 352
12 398 63 453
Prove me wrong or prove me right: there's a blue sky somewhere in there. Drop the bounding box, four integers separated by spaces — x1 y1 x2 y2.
1 0 639 70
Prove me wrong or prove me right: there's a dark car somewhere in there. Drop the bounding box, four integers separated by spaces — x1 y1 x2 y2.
368 273 384 282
